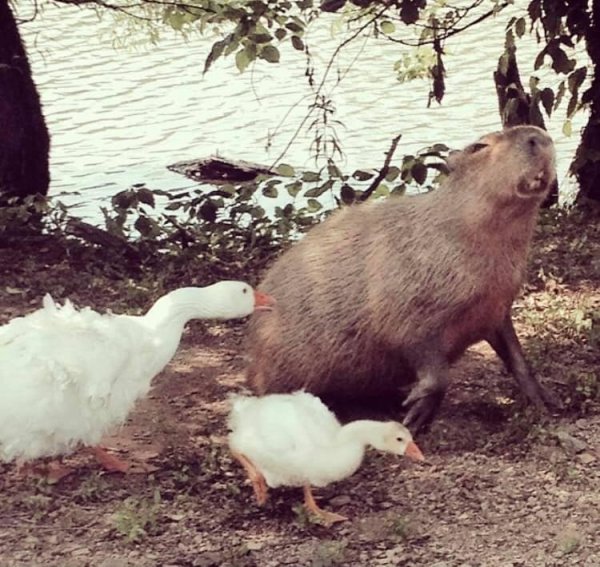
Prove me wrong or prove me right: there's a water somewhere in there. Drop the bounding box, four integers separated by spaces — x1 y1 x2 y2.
18 1 587 217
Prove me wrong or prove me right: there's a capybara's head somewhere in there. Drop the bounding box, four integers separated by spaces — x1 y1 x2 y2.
446 125 556 205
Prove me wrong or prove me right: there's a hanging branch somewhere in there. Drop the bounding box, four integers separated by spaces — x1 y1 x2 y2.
359 133 402 202
270 4 389 167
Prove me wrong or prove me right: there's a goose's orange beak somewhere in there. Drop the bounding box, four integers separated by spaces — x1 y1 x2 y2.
404 441 425 462
254 290 276 312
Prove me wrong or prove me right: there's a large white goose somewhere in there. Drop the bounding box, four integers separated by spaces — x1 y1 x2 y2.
0 281 274 478
228 391 424 525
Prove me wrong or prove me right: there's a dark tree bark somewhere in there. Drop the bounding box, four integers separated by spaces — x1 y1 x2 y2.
494 46 559 208
573 0 600 204
0 0 50 204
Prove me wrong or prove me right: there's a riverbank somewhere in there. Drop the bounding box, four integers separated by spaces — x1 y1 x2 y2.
0 208 598 566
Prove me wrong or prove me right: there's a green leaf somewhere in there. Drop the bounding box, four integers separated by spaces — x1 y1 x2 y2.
540 88 554 116
112 190 135 210
385 166 400 182
550 47 576 74
352 170 374 181
302 171 321 182
285 22 304 33
327 163 342 178
286 181 302 197
400 1 421 25
260 45 281 63
514 17 526 38
340 184 355 204
277 163 295 177
262 186 278 198
555 80 566 109
528 0 541 22
567 93 578 118
250 206 266 219
568 67 587 93
204 39 227 74
534 50 546 70
250 33 273 43
305 180 333 198
562 119 572 137
199 201 218 222
235 49 252 73
219 184 237 196
275 28 287 40
392 183 407 195
372 183 390 199
306 198 322 212
380 21 395 34
134 215 154 237
136 188 155 208
291 35 304 51
320 0 346 12
411 162 428 185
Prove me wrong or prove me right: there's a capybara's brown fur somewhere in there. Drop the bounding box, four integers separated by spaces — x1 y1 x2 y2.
246 126 557 429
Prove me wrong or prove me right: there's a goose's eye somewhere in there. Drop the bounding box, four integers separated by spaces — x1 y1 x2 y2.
396 436 404 443
243 288 248 294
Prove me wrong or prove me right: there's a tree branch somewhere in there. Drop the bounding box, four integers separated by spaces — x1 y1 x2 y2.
359 133 402 202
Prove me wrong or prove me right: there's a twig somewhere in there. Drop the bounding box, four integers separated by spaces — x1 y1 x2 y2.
271 5 389 166
359 133 402 202
382 1 510 47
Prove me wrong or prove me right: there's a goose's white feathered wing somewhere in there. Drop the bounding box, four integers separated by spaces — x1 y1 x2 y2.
228 391 344 487
0 295 150 461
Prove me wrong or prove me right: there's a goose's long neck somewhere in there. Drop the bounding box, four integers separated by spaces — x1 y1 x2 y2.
336 420 381 448
136 291 210 374
144 298 193 332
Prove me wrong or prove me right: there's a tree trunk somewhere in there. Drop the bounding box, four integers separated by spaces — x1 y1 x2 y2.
0 0 50 204
574 0 600 204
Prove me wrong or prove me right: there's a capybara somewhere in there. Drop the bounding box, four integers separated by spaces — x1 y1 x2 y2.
246 125 558 431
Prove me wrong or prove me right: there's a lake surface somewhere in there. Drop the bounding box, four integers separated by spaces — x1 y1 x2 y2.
18 1 587 216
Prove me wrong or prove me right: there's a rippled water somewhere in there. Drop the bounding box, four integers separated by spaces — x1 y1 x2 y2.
18 1 586 216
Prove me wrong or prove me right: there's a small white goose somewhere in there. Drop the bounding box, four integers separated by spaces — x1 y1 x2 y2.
0 281 275 477
228 391 424 525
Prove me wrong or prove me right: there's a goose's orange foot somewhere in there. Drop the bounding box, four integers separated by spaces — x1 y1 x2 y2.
232 451 268 506
16 459 74 483
303 486 348 526
90 446 129 473
46 461 75 483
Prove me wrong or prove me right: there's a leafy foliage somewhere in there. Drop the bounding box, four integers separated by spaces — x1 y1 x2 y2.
0 139 449 285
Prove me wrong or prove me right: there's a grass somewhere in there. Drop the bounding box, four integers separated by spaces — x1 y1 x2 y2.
111 489 162 543
309 539 348 567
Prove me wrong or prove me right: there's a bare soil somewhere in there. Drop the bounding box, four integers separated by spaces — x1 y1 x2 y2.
0 220 599 567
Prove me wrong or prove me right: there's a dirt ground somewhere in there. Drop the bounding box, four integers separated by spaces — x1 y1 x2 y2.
0 225 599 567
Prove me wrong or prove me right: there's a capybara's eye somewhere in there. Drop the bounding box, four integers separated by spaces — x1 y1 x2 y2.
468 143 488 153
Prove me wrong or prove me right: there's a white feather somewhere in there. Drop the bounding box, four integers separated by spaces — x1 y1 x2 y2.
228 391 416 489
0 281 259 462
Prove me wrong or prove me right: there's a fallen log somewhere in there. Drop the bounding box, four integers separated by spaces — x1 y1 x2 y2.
167 155 276 184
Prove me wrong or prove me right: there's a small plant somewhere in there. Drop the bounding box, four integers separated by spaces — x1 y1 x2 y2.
292 502 337 528
556 526 582 556
74 472 110 503
389 516 411 541
310 539 348 567
112 489 162 542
